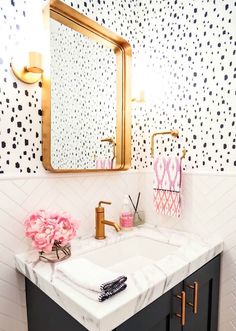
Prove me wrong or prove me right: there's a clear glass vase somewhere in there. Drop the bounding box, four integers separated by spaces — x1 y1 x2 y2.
39 242 71 263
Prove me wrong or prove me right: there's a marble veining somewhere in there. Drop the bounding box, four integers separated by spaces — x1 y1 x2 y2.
15 225 223 331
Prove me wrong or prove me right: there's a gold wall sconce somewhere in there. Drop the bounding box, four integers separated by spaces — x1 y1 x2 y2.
151 129 187 159
11 51 44 84
131 90 145 103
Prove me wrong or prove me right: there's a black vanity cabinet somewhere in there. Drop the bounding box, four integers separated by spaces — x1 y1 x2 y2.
115 255 220 331
26 255 220 331
114 282 182 331
183 254 220 331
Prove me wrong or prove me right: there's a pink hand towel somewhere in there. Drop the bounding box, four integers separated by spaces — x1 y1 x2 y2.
153 156 182 218
96 159 113 169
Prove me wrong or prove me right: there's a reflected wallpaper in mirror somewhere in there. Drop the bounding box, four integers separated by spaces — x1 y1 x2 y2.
50 18 116 169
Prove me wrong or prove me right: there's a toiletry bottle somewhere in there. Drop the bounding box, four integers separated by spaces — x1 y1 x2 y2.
119 195 133 230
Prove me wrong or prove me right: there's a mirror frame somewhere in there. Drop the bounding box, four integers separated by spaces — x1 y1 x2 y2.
42 0 132 172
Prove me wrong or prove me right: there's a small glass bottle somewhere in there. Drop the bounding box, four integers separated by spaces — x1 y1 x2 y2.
119 195 133 231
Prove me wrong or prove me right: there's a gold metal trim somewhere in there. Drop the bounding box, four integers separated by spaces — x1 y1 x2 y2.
187 281 199 315
175 291 186 326
98 201 111 207
42 0 131 172
11 66 42 84
181 147 187 160
101 138 116 161
151 129 186 159
11 52 43 84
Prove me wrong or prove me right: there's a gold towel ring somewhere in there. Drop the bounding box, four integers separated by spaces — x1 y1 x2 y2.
151 130 187 159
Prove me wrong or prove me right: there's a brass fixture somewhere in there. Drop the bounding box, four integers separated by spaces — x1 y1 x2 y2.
42 0 132 172
11 52 43 84
181 147 187 160
95 201 121 240
131 90 145 103
101 138 116 161
151 129 187 159
187 281 199 315
175 291 186 326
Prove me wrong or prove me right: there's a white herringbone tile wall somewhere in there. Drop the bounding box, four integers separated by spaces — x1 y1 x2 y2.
139 171 236 331
1 172 236 331
0 172 139 331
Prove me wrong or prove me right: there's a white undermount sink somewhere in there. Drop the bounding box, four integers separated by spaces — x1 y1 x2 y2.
81 236 178 273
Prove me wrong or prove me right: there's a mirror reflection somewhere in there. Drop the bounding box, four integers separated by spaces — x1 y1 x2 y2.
50 18 117 169
43 0 131 172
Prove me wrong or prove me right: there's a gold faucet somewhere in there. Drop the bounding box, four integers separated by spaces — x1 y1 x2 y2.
95 201 121 240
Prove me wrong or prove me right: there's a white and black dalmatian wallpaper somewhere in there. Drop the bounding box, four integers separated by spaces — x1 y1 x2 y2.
0 0 235 174
50 19 116 169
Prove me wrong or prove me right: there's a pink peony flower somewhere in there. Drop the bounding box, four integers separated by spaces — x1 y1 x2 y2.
32 229 54 253
54 215 77 246
24 210 48 239
24 210 79 252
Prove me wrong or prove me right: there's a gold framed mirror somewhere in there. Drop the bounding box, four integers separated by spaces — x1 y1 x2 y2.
42 0 131 172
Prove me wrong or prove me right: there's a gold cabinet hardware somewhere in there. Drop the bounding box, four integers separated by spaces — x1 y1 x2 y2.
175 291 186 326
187 281 199 314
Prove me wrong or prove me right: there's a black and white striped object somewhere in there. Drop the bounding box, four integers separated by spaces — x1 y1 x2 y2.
98 282 127 302
100 275 127 292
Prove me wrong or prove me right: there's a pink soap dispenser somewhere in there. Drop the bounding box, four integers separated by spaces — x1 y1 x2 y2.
119 195 134 231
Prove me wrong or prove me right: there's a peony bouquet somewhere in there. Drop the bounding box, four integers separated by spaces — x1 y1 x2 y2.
24 210 78 253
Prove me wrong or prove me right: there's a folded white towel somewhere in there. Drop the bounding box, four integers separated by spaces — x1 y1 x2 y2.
56 258 127 302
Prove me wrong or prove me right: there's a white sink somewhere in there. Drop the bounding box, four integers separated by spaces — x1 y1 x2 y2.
81 236 178 273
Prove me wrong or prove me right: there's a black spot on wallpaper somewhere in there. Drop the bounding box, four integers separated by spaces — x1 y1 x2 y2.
0 0 235 174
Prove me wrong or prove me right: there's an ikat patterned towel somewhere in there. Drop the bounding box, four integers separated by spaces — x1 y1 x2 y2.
153 156 182 218
95 159 113 169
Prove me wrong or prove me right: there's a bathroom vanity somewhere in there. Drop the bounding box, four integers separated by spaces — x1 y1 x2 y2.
15 226 223 331
115 255 220 331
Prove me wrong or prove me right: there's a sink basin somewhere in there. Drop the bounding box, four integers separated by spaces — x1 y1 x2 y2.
81 236 178 273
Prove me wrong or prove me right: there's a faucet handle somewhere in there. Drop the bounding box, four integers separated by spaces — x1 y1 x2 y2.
98 201 112 207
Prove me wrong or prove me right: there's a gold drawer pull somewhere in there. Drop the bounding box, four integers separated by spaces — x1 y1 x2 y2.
175 291 186 326
187 281 199 314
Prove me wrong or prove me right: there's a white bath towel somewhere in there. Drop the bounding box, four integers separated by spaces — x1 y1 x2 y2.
56 258 127 302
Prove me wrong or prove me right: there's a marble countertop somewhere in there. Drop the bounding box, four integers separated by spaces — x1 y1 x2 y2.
15 225 223 331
